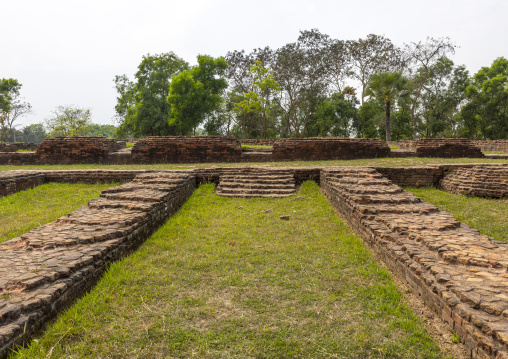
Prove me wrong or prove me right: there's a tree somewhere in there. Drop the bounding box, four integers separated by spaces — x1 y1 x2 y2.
404 37 456 138
0 79 32 142
365 72 409 141
114 52 189 137
20 123 47 143
348 35 404 105
83 124 117 138
233 60 281 138
45 105 93 137
460 57 508 139
167 55 228 135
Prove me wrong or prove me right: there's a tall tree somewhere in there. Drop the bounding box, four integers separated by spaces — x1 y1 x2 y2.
365 72 409 141
0 79 32 142
167 55 228 135
461 57 508 139
114 52 189 137
348 34 403 105
404 37 456 138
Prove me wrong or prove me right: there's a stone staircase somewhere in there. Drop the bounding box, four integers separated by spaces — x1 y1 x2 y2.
216 168 296 198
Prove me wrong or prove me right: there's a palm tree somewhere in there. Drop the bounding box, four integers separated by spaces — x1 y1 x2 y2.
365 72 409 141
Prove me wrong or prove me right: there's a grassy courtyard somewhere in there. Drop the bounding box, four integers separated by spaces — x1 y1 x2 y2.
12 182 444 358
0 182 119 244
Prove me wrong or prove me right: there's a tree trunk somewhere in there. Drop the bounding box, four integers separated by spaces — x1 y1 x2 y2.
242 112 247 139
385 101 391 142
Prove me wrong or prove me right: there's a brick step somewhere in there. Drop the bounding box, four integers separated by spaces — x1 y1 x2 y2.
217 187 296 195
219 177 294 184
217 182 295 190
215 192 294 198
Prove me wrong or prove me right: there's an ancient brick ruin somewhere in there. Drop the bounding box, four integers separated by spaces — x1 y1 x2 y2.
1 164 508 358
0 173 195 358
0 143 39 152
441 165 508 198
272 137 391 161
131 136 243 163
321 167 508 358
1 136 507 165
216 168 296 197
473 140 508 154
392 138 485 158
36 137 119 164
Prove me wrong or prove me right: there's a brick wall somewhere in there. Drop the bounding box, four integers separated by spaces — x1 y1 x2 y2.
0 143 40 152
440 165 508 198
272 138 390 161
413 138 484 158
321 167 508 358
35 137 118 164
240 139 276 146
0 173 196 358
131 136 242 163
472 140 508 153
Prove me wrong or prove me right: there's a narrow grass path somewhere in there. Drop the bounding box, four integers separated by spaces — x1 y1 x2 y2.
406 187 508 243
0 182 119 243
13 182 444 358
0 156 506 171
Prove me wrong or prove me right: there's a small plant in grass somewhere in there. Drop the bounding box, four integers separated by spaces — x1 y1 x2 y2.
451 332 461 344
126 142 135 148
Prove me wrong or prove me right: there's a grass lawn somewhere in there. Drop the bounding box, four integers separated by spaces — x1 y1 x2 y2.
0 157 506 172
0 182 119 244
406 187 508 243
12 182 444 358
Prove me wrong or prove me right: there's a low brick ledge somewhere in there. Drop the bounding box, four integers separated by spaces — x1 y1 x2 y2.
0 172 196 358
321 167 508 359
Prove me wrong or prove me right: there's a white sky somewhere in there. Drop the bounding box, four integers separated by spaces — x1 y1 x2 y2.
2 0 507 128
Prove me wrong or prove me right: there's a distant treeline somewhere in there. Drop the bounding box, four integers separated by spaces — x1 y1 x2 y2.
113 29 508 141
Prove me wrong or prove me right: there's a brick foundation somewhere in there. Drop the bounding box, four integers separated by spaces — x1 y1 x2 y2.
35 137 118 164
440 165 508 198
131 136 242 163
0 173 196 358
272 138 390 161
321 167 508 358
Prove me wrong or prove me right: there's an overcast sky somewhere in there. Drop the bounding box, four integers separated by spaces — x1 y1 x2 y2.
2 0 507 128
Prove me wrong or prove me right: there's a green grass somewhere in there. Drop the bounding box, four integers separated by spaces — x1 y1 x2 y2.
12 182 444 358
126 142 135 148
483 151 505 155
0 156 505 172
406 187 508 243
389 146 398 150
241 144 273 149
15 149 35 153
0 182 119 243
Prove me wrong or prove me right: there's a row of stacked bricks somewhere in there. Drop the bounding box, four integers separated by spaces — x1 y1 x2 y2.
0 172 196 358
0 143 39 153
0 171 45 197
473 140 508 154
131 136 242 163
441 165 508 198
412 138 485 158
35 137 118 164
216 168 296 198
321 167 508 359
272 138 390 161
